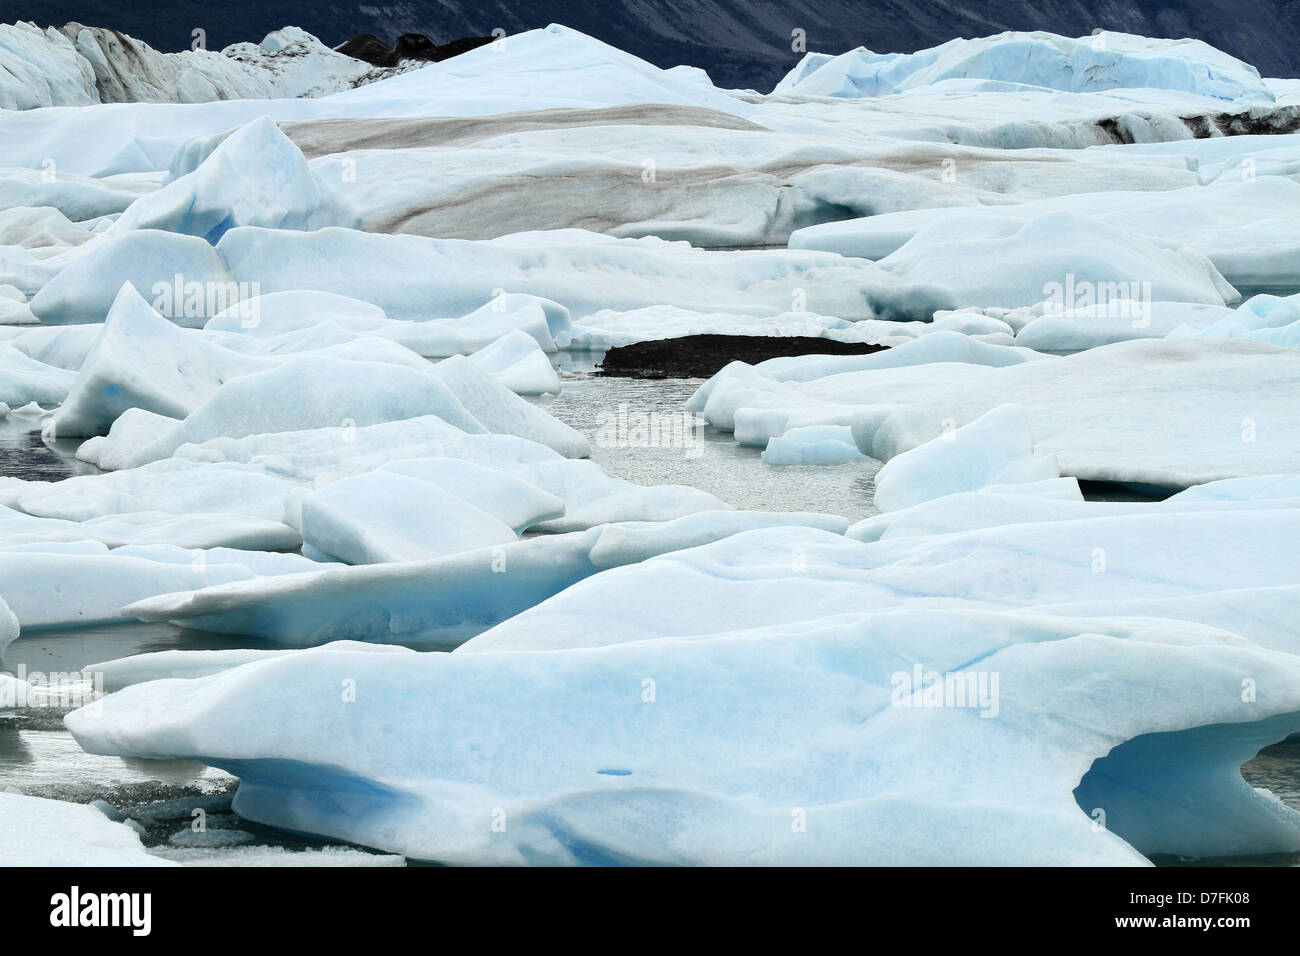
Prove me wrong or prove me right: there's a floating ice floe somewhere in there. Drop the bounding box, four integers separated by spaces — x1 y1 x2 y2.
760 425 870 466
850 338 1300 486
466 330 561 395
66 604 1300 864
0 501 301 551
91 641 416 692
50 284 267 436
48 285 571 441
0 541 318 629
377 458 565 532
0 206 93 251
0 595 17 654
870 405 1060 511
214 226 888 321
774 32 1275 103
0 165 152 222
104 355 570 467
1171 292 1300 347
6 459 296 523
205 289 566 365
0 792 174 866
121 512 846 647
696 337 1300 487
108 116 360 243
0 342 75 407
28 229 235 327
293 471 519 565
791 176 1300 294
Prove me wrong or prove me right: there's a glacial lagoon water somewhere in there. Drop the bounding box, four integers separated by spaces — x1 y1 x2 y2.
2 366 1297 865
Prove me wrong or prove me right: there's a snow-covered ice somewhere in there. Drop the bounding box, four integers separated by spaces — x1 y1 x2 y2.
0 20 1298 869
774 32 1276 103
0 792 175 866
66 606 1300 864
872 405 1060 511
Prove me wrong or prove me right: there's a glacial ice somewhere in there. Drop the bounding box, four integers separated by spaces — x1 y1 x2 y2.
378 458 565 532
295 471 519 565
791 176 1300 294
0 22 402 110
427 356 588 456
28 229 235 327
108 116 360 243
0 792 174 866
50 284 266 436
0 342 75 408
0 20 1297 868
67 606 1300 864
122 356 488 466
693 337 1300 487
760 425 869 465
92 641 416 692
774 32 1275 102
466 330 562 395
121 512 845 646
0 544 270 629
872 405 1061 511
850 339 1300 486
0 595 17 654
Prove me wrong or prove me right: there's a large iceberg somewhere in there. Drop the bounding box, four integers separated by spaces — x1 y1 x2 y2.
774 32 1275 103
109 116 360 243
67 606 1300 864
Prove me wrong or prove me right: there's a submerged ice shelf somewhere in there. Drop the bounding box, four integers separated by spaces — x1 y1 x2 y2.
1 21 1299 867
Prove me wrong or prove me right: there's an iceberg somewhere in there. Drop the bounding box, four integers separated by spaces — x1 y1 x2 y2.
775 32 1275 103
466 330 561 395
28 229 236 327
851 339 1300 487
121 512 846 647
50 283 266 437
791 177 1300 295
0 594 17 654
110 116 360 243
0 343 75 408
0 544 268 629
378 458 565 532
66 606 1300 864
872 405 1060 511
295 471 519 565
0 792 173 866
